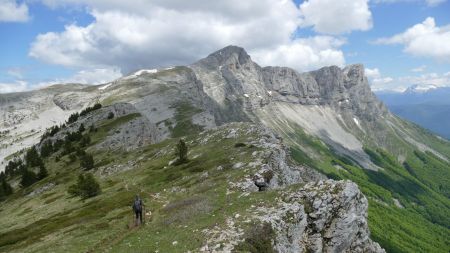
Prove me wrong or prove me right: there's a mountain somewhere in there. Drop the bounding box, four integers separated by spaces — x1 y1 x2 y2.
376 86 450 139
0 46 449 252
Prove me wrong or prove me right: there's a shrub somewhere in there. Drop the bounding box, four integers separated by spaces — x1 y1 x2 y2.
68 173 101 199
107 112 114 119
80 153 95 170
234 142 246 148
78 123 85 133
234 223 276 253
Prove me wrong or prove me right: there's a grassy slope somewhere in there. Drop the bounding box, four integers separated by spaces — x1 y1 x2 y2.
284 123 450 253
0 116 284 252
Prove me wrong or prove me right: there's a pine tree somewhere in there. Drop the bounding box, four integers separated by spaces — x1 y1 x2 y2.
25 146 42 168
78 123 85 133
40 140 53 158
175 139 188 164
20 169 37 187
68 173 101 199
80 153 94 170
0 173 13 199
37 164 48 180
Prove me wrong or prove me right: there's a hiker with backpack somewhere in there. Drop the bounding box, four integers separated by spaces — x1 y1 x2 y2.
132 195 144 226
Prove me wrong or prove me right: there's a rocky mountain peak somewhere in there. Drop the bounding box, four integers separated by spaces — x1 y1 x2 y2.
197 45 252 68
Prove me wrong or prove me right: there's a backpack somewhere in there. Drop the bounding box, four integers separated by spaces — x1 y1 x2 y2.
133 199 142 212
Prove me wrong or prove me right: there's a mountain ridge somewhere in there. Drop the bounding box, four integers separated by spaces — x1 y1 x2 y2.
1 45 449 252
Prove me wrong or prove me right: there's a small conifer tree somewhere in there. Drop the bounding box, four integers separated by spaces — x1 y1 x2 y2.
175 139 188 164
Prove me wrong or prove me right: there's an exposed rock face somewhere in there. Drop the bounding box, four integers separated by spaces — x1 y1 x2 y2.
197 123 383 252
39 103 160 152
0 84 95 170
257 180 385 253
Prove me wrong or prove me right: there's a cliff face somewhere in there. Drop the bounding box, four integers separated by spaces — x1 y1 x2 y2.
2 45 437 171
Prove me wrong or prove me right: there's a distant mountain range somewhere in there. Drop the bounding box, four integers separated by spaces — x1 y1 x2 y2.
376 86 450 139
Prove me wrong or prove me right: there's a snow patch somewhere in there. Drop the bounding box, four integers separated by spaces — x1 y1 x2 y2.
243 94 249 98
353 117 360 126
98 83 112 90
123 69 158 79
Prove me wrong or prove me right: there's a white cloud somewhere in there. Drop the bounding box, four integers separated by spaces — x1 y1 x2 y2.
0 80 28 93
369 71 450 92
299 0 372 34
29 0 348 74
0 0 29 22
375 17 450 62
365 68 381 79
252 36 346 71
0 68 121 93
411 65 426 72
36 68 122 88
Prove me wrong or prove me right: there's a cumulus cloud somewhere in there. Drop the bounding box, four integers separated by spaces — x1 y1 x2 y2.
0 80 28 93
29 0 350 74
299 0 372 34
252 36 346 71
0 0 29 22
365 68 381 79
369 70 450 92
375 17 450 62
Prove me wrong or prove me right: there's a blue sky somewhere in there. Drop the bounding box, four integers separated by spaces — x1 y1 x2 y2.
0 0 449 93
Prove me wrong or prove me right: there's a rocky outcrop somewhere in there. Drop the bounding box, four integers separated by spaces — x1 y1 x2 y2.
256 180 385 253
196 123 384 252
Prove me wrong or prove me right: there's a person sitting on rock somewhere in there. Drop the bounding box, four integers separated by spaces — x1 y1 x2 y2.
132 195 144 226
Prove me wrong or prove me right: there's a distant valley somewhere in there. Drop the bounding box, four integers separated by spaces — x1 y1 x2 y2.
376 86 450 140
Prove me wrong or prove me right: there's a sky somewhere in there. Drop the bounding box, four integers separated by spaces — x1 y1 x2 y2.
0 0 449 93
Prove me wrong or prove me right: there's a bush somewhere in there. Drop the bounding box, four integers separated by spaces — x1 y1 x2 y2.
234 223 276 253
234 142 246 148
68 173 101 199
175 139 188 164
78 123 85 133
80 153 95 170
107 112 114 119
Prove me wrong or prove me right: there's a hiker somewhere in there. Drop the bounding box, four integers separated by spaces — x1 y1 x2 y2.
132 195 144 226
